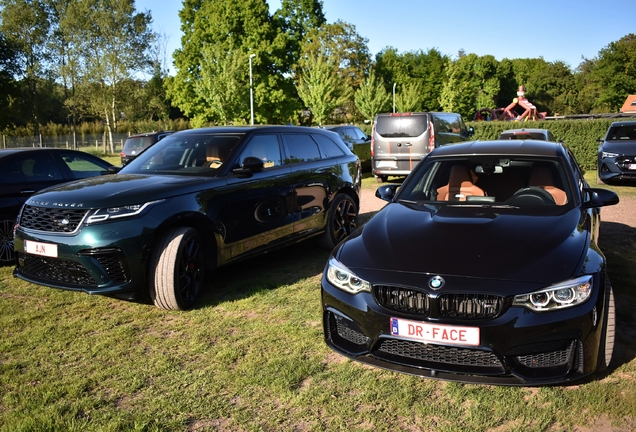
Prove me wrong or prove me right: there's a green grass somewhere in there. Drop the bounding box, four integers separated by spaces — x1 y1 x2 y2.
2 155 636 431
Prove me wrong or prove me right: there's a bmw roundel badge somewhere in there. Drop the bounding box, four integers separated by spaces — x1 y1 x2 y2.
429 275 445 290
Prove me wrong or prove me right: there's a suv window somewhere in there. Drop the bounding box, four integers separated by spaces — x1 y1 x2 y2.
375 114 429 138
282 134 322 163
239 134 282 168
312 134 345 158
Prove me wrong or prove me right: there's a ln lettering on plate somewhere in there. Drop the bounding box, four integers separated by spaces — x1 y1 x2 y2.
25 240 58 258
390 317 480 346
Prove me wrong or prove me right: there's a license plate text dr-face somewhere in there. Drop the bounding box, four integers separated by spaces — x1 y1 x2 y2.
390 317 480 346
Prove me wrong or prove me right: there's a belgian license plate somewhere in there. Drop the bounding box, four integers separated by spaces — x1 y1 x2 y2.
390 317 480 346
629 164 636 170
376 160 397 168
24 240 58 258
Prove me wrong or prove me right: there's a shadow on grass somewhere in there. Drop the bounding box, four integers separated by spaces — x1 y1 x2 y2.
599 220 636 372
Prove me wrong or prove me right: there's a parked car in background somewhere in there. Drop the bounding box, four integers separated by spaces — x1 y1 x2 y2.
597 121 636 183
498 128 557 141
0 148 113 265
371 112 473 183
322 139 619 385
120 131 172 165
324 125 370 151
13 126 361 310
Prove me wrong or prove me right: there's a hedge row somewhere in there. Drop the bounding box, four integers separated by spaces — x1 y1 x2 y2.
352 119 618 172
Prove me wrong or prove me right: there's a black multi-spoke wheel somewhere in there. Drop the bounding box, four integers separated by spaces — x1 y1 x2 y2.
319 193 358 250
150 227 205 310
0 216 15 265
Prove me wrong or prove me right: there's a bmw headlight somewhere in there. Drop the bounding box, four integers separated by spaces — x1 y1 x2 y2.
513 275 592 312
326 257 371 294
86 199 165 224
601 151 619 159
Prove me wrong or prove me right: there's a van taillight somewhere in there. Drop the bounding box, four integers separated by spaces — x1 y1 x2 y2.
428 121 435 153
370 123 376 157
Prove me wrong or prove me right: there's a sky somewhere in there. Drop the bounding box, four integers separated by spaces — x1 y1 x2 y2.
134 0 636 75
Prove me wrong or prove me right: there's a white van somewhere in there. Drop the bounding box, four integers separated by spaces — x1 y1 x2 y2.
371 112 473 182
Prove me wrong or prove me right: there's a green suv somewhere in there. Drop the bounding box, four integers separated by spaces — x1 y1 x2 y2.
13 126 361 310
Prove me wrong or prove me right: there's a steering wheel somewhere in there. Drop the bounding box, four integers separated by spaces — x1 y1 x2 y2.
507 186 555 206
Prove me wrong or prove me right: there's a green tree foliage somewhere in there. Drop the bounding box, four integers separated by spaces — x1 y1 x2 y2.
440 54 500 117
354 70 390 121
587 34 636 112
0 33 20 129
168 0 298 125
395 80 422 112
0 0 50 134
273 0 325 69
296 53 351 125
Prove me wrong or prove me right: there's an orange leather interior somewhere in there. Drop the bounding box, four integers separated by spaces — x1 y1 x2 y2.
437 165 486 201
528 165 567 205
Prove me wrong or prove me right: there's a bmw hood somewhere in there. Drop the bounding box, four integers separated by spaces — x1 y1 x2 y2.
24 174 221 208
338 202 589 285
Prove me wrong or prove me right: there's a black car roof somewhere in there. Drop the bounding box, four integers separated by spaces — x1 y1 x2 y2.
172 125 330 136
431 140 564 157
0 147 103 158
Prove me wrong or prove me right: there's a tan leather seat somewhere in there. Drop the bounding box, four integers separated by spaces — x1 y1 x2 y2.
528 164 567 205
437 165 486 201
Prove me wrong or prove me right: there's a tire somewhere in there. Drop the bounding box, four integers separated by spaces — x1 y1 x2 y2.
149 227 205 310
0 216 16 265
596 277 615 372
318 193 358 250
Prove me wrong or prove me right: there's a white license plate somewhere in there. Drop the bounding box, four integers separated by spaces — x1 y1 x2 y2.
629 164 636 170
390 317 480 346
376 160 397 168
25 240 58 258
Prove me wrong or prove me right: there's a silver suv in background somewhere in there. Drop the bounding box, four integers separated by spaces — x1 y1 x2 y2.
120 131 173 165
371 112 473 182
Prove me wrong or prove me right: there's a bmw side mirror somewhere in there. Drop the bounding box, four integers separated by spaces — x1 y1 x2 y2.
376 184 399 202
582 188 619 209
106 166 121 174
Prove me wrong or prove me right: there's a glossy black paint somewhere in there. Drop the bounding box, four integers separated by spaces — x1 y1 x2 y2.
13 126 361 308
597 121 636 183
322 139 619 385
0 148 113 264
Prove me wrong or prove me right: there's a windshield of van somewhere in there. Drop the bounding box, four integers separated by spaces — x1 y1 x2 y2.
375 114 429 138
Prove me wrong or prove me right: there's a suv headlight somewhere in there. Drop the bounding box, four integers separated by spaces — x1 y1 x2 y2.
601 151 619 159
326 257 371 294
86 199 165 224
513 275 592 312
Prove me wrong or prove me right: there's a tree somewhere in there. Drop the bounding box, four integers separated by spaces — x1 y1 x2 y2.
272 0 325 69
0 0 51 135
395 80 422 112
0 33 20 129
355 70 390 122
296 53 351 125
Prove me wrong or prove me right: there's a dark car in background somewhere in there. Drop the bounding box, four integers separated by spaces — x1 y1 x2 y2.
0 148 112 265
120 131 172 165
597 121 636 183
13 126 361 310
498 128 557 141
324 125 370 151
322 139 619 385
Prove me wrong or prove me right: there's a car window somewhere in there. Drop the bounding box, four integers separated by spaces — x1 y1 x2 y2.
238 134 282 168
375 115 428 138
352 127 367 140
398 156 572 210
2 153 65 182
281 134 322 163
312 133 345 157
608 126 636 140
57 151 108 179
127 133 243 174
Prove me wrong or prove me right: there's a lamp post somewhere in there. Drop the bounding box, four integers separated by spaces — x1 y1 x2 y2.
392 83 396 113
249 54 256 125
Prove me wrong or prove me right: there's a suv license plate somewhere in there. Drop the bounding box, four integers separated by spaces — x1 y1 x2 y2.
390 317 480 346
376 160 397 168
25 240 58 258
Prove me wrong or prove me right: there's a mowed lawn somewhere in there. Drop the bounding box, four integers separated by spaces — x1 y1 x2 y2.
1 165 636 431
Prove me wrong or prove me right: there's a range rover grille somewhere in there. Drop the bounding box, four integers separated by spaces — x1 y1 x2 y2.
17 253 97 287
20 205 89 233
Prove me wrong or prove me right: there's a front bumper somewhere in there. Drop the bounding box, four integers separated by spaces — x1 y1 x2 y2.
321 276 604 386
13 217 155 296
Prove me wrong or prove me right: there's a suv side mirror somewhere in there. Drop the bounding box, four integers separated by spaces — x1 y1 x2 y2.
233 156 265 177
375 184 400 202
468 126 475 136
582 188 619 209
